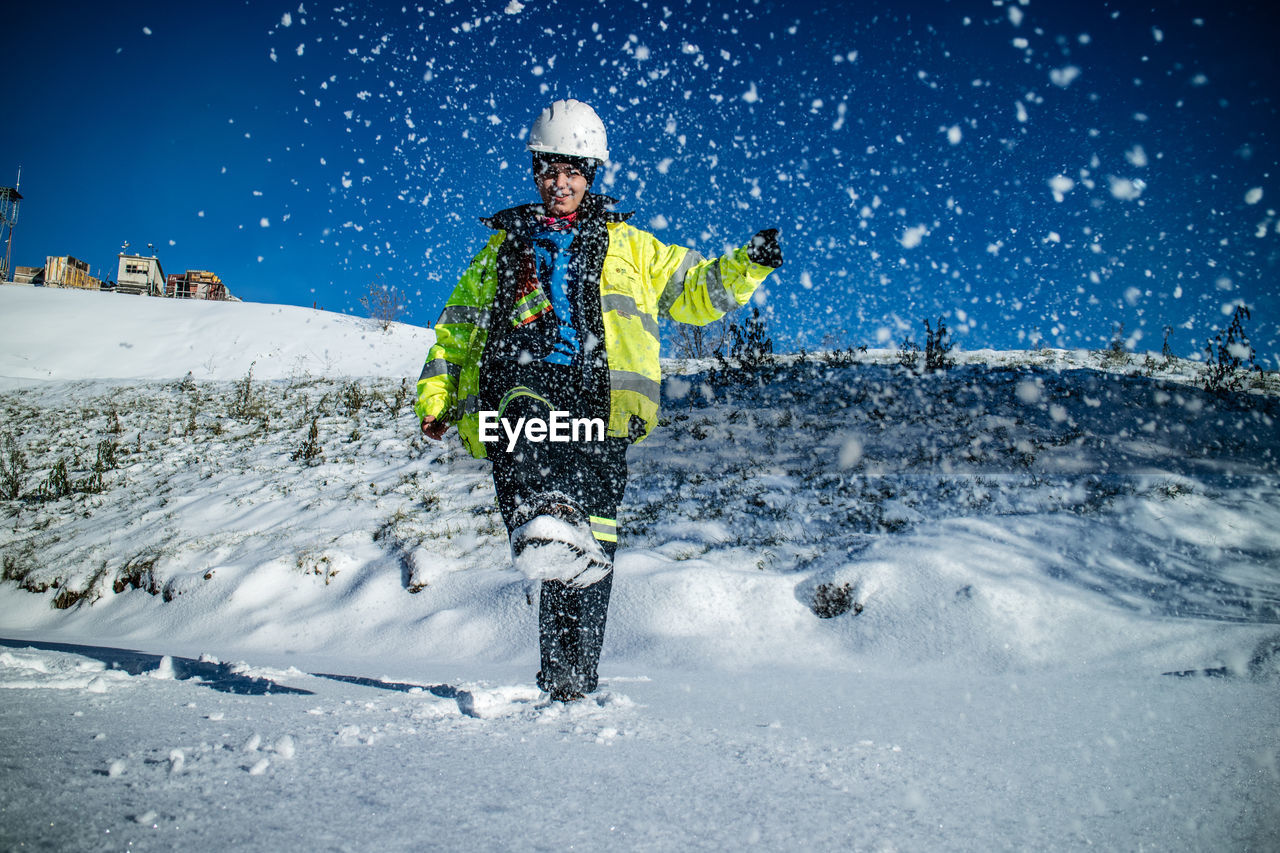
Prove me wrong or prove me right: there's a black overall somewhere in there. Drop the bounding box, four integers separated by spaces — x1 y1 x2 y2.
479 196 632 697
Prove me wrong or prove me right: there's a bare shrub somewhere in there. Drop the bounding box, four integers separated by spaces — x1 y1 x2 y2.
711 307 775 385
810 582 864 619
292 417 323 464
897 338 921 370
229 363 267 420
670 316 731 359
342 381 365 417
1 433 25 500
924 317 955 372
360 280 405 332
1202 304 1259 395
1103 321 1129 366
40 459 72 500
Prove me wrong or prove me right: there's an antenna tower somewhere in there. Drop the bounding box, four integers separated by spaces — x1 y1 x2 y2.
0 169 21 282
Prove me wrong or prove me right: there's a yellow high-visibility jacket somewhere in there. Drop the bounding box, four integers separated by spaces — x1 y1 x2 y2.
415 198 776 458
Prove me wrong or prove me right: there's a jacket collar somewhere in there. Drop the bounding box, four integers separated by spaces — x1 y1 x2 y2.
481 194 632 236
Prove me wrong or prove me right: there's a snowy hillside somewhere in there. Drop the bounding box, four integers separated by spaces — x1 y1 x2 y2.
0 285 433 383
1 285 1278 850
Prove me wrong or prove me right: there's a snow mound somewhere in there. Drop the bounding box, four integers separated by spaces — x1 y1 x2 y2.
0 647 134 691
0 285 433 384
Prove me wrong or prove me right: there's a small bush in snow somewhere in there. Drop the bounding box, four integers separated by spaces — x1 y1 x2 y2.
342 381 365 417
1201 305 1258 395
292 417 323 465
670 314 731 359
924 317 956 372
1103 322 1129 366
1 433 26 500
229 363 267 420
371 378 411 418
83 440 118 494
296 551 339 585
360 279 405 332
39 459 72 501
897 337 921 370
823 345 867 367
78 469 104 496
810 582 863 619
711 306 775 385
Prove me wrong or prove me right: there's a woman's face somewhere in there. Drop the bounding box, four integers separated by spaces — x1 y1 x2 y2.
536 162 589 217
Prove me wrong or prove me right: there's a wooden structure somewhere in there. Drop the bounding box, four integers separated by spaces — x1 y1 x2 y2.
45 255 101 290
166 269 230 301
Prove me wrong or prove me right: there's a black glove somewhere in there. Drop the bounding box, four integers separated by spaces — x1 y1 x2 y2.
747 228 783 268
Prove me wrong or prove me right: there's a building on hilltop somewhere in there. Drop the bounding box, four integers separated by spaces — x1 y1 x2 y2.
11 265 42 285
45 255 101 290
116 252 165 296
166 269 233 301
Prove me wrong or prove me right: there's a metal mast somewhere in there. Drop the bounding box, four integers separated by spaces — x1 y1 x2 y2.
0 169 21 283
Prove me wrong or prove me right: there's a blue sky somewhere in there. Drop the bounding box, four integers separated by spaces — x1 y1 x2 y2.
4 0 1277 365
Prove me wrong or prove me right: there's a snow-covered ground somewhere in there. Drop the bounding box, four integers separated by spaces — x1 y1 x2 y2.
1 284 1278 850
0 285 433 383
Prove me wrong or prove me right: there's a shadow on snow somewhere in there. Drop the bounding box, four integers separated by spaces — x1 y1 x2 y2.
312 671 463 701
0 639 514 715
0 637 314 695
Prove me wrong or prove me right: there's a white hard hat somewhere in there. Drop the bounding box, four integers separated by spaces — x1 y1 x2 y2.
527 99 609 162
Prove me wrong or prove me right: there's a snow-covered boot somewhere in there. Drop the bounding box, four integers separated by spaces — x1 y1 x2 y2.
548 686 586 703
510 497 612 589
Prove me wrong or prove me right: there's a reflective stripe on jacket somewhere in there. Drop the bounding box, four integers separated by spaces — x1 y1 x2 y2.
415 210 775 458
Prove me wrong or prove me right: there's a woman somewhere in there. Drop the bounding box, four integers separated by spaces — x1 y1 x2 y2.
416 99 782 701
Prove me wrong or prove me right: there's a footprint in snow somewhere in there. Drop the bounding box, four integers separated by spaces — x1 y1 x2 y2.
455 685 635 720
454 684 545 719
